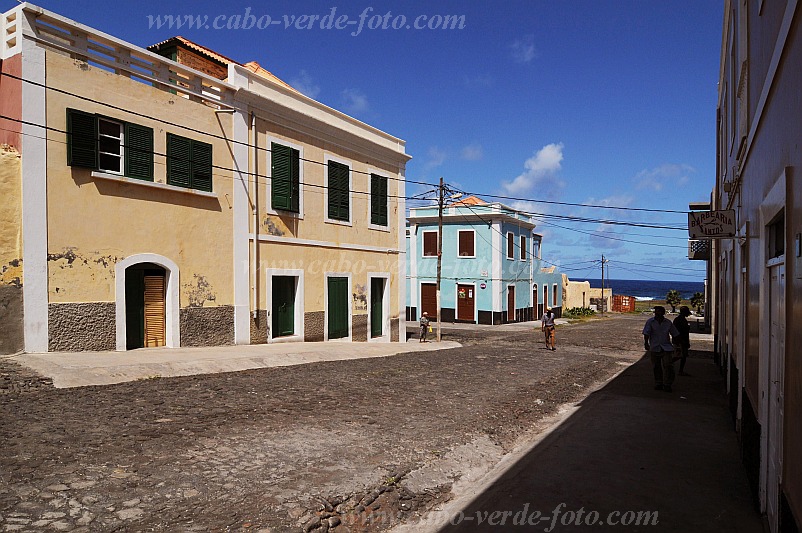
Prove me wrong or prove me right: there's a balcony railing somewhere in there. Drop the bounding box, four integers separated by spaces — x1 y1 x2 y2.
688 240 710 260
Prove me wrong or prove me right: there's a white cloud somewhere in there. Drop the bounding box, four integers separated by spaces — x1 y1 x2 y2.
425 146 447 170
511 35 536 63
340 88 369 115
502 143 564 194
460 143 483 161
290 70 320 99
633 163 695 191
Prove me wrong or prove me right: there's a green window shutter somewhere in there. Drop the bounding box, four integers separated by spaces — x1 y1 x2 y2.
328 161 349 221
166 133 192 188
191 140 213 192
290 149 300 212
271 143 300 213
124 123 154 181
66 108 98 169
371 173 388 226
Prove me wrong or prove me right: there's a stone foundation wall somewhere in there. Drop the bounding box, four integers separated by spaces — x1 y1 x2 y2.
352 314 367 343
48 302 115 352
305 311 325 342
390 318 399 342
250 309 268 345
180 306 234 347
0 285 23 354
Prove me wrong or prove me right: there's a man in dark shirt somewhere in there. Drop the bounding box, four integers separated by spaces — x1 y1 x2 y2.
673 306 692 376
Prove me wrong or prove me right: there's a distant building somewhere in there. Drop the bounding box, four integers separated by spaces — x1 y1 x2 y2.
406 196 563 324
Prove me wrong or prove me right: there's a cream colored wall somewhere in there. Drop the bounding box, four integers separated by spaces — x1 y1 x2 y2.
563 280 591 309
254 120 401 251
0 145 22 286
250 118 404 317
255 242 400 316
45 52 234 306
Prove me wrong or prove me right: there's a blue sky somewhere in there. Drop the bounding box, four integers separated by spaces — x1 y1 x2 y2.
5 0 722 282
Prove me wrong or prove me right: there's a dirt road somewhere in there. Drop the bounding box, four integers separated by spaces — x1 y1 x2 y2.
0 314 648 532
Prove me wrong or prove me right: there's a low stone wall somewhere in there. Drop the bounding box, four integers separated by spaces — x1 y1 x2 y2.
179 306 234 347
352 314 367 343
0 285 24 354
250 309 268 345
304 311 325 342
48 302 115 352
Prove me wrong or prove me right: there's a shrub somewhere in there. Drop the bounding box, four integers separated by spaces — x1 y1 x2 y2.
564 307 596 318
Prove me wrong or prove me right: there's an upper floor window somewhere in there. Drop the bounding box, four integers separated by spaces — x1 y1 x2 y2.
67 108 153 181
423 231 438 257
327 160 350 222
166 133 213 192
507 232 514 259
458 230 475 257
271 142 300 213
370 173 388 227
520 235 527 261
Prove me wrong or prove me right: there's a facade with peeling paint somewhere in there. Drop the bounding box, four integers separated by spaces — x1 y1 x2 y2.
0 4 409 353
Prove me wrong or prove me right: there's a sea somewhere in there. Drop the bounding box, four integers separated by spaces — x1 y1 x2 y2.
576 279 705 301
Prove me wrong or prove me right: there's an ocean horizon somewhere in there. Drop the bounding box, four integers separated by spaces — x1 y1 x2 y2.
575 278 705 301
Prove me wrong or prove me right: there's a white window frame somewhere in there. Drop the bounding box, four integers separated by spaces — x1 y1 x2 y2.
367 272 391 342
506 232 515 260
367 168 391 232
553 283 558 307
97 117 124 175
457 229 476 258
266 136 305 219
324 153 353 226
422 230 438 258
266 268 305 344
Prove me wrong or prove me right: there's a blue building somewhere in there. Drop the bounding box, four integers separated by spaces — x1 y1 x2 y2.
406 197 563 324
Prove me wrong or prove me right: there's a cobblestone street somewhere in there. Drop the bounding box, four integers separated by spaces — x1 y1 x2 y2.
1 315 651 532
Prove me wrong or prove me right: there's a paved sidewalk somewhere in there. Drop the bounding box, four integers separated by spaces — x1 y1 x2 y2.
421 349 764 533
12 339 461 388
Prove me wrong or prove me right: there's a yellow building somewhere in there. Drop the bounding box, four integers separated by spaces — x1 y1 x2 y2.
0 4 409 353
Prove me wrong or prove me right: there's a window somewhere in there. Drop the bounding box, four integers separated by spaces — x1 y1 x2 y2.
553 283 558 306
370 173 388 226
67 108 153 181
166 133 213 192
271 142 300 212
327 160 350 222
458 230 474 257
520 235 527 261
768 212 785 259
423 231 438 257
507 232 514 259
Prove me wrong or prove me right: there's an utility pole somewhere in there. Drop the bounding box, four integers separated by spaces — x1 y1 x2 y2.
436 177 444 342
600 254 609 315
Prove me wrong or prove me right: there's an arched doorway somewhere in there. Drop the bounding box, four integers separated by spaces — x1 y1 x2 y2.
125 263 166 349
115 254 180 351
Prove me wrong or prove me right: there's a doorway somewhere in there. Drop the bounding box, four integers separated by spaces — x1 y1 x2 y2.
272 276 296 338
327 276 349 340
507 286 515 322
125 263 166 349
456 283 475 321
370 277 385 338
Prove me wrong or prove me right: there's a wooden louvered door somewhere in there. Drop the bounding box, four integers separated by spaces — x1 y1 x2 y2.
143 270 165 348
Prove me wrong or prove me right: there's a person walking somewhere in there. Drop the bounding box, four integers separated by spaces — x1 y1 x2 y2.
419 312 431 343
643 306 679 392
541 307 556 351
673 306 692 376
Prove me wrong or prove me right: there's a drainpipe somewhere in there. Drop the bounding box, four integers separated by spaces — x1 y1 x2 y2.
250 111 258 320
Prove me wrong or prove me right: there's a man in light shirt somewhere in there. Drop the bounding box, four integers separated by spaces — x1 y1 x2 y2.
643 306 679 392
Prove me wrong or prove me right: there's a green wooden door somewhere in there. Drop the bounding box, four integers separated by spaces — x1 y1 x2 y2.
125 268 145 349
272 276 295 338
371 277 384 338
327 277 349 339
